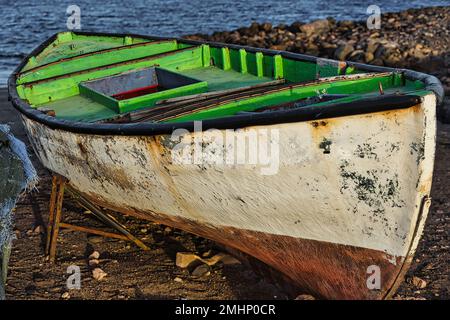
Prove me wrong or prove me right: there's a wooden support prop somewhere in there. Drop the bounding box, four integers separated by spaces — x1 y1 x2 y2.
45 175 148 263
48 176 66 263
59 223 129 241
66 187 149 251
45 175 59 255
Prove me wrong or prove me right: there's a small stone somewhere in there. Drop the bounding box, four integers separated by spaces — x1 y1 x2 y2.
216 254 241 266
92 268 107 281
334 43 354 60
295 294 316 300
411 276 427 289
366 39 380 54
300 19 330 37
202 250 213 258
164 227 172 233
174 277 183 283
89 259 100 266
89 251 100 260
61 292 70 300
87 236 103 244
191 264 210 277
33 225 42 234
348 50 365 62
261 22 272 32
365 52 375 63
370 58 384 66
176 252 202 269
270 44 287 51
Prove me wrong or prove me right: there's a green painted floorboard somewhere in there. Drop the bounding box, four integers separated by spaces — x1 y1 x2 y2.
44 95 117 122
180 67 272 91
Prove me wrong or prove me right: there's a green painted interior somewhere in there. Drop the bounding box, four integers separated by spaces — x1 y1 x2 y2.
15 32 428 123
118 82 208 113
42 95 117 122
80 80 209 114
180 67 272 91
18 40 180 84
166 73 410 122
21 33 151 72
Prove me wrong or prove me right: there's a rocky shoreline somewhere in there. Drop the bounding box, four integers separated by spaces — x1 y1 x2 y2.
185 6 450 120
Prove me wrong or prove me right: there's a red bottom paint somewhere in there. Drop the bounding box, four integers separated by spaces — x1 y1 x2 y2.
77 186 406 300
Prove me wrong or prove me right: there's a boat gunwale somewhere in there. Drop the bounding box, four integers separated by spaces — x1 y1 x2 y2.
8 31 444 136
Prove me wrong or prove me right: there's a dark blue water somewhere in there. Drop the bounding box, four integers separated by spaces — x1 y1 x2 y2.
1 0 448 85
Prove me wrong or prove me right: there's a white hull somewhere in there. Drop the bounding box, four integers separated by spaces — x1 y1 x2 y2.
22 94 436 299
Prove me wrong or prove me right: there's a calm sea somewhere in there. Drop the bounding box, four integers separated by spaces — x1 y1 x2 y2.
0 0 448 85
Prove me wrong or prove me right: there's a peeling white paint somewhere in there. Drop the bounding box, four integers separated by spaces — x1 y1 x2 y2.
22 93 436 258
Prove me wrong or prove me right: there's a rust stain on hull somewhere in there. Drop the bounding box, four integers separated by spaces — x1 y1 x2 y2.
76 186 403 300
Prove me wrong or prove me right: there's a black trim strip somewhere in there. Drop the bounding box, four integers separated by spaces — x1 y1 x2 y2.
7 31 441 137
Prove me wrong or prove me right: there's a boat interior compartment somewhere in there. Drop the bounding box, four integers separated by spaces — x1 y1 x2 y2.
79 67 208 113
15 32 428 123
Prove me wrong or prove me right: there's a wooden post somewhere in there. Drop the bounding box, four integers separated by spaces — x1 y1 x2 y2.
48 176 66 263
45 176 58 255
45 175 149 263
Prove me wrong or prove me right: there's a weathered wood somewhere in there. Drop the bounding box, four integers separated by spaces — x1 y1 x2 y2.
59 223 129 241
103 79 287 124
46 175 149 264
45 176 58 255
48 176 66 263
154 79 285 105
66 186 149 251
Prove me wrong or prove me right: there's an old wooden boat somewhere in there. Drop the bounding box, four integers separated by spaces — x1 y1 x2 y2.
8 32 443 299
